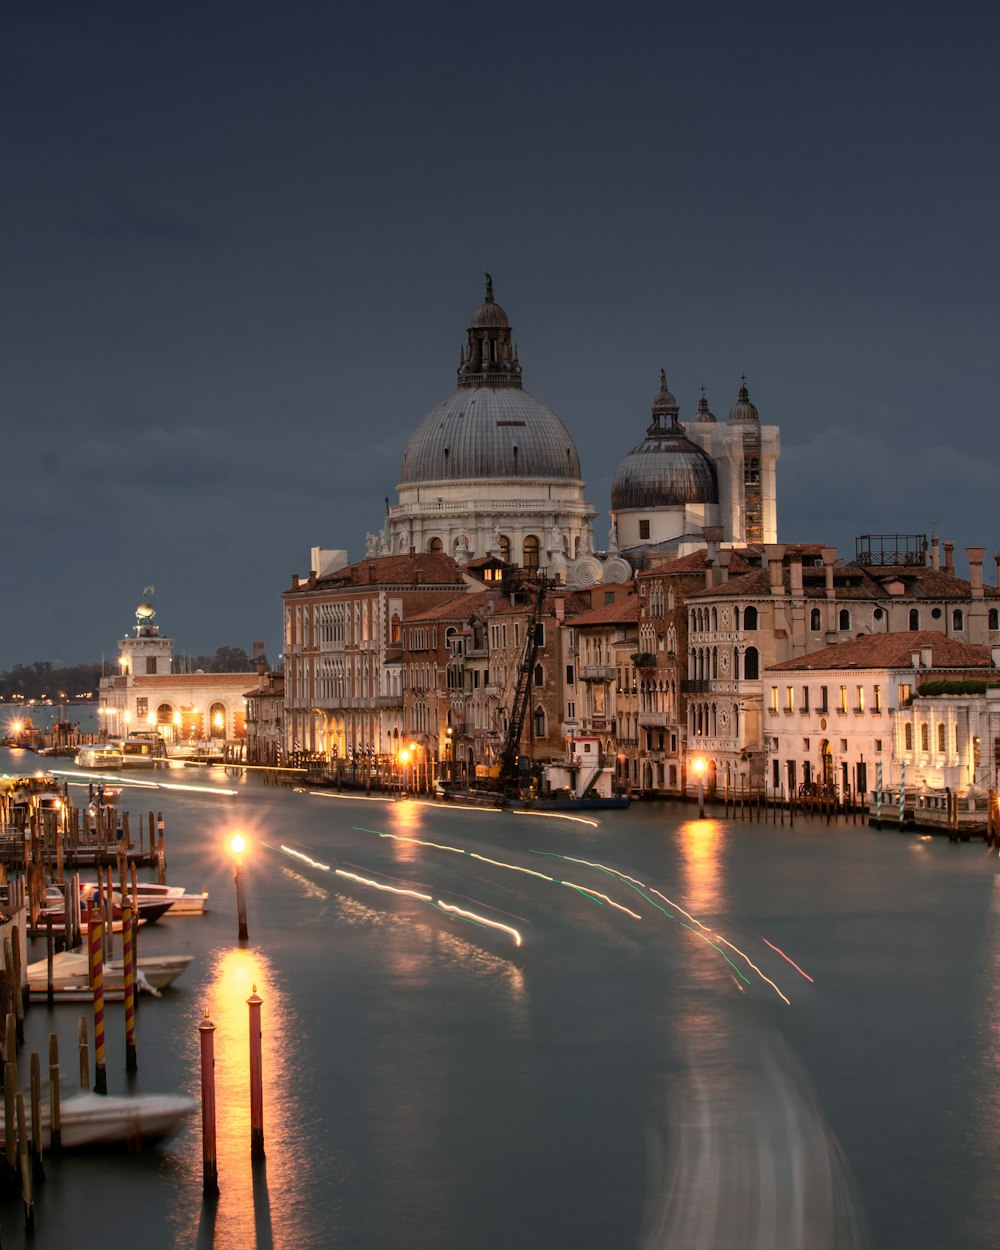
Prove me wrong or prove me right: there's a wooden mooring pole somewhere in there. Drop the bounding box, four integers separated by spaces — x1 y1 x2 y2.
199 1014 220 1195
248 987 265 1161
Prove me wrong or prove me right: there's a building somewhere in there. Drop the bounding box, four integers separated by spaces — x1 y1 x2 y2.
244 666 285 767
99 594 252 746
765 632 1000 800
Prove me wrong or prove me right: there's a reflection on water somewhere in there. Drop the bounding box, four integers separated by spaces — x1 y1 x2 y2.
640 1002 868 1250
677 818 726 919
171 948 321 1250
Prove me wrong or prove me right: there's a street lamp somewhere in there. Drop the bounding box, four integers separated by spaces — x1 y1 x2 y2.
399 748 411 797
692 755 707 818
230 833 249 941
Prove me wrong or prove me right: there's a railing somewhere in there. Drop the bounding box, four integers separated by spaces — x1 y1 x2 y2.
578 664 614 681
638 711 669 727
681 680 711 693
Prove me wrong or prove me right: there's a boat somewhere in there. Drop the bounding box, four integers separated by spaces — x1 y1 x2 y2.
74 879 208 917
74 744 125 769
0 1091 197 1150
26 950 194 999
118 732 168 767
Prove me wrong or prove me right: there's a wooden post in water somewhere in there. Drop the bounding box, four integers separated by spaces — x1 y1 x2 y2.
148 811 155 863
199 1014 220 1195
5 937 23 1046
78 1016 89 1091
48 1034 61 1154
4 1059 16 1174
157 812 166 885
29 1051 43 1185
248 987 265 1161
16 1091 33 1232
122 900 137 1072
89 916 107 1095
46 918 54 1006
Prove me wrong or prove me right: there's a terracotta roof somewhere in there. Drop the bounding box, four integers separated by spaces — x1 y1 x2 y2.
130 673 256 686
565 598 640 627
766 631 994 672
405 590 492 623
637 549 757 578
291 552 465 592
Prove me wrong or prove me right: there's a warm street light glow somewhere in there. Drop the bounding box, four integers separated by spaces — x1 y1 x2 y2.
399 749 411 764
692 756 707 775
230 833 247 856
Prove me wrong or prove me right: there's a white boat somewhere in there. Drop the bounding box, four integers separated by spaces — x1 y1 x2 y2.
74 744 125 769
129 882 209 916
118 733 168 767
0 1091 198 1150
27 950 194 999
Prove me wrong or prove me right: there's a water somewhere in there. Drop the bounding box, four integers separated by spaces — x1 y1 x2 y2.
1 749 999 1249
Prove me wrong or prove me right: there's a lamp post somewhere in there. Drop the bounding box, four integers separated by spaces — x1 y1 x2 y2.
399 748 411 798
692 755 707 818
230 834 249 942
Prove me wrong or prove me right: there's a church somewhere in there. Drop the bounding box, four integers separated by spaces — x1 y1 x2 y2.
380 277 780 576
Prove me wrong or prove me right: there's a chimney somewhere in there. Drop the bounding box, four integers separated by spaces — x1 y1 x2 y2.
410 546 416 556
703 525 723 589
789 554 804 596
992 645 1000 669
765 544 786 595
368 564 376 583
920 646 933 668
931 533 940 570
718 549 732 584
292 574 300 589
257 661 268 691
822 547 836 599
911 651 921 670
943 541 955 573
966 547 986 599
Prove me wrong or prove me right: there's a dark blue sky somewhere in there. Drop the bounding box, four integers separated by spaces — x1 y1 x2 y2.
3 1 997 670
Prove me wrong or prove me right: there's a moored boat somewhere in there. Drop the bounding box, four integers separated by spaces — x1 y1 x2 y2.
74 744 125 770
0 1091 197 1150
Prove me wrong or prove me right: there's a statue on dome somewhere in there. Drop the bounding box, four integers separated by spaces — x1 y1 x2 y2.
484 272 493 301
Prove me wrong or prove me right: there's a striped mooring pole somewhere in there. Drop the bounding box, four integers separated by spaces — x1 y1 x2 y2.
898 760 906 829
876 761 883 828
122 900 137 1072
89 913 107 1095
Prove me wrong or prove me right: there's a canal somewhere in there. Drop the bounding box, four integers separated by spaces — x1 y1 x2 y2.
0 749 998 1249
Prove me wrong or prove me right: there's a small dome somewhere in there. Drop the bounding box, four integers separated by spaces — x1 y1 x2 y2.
611 373 719 510
694 388 716 422
469 299 510 328
729 378 759 424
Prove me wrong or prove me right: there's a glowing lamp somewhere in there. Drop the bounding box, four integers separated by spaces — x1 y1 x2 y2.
230 833 247 857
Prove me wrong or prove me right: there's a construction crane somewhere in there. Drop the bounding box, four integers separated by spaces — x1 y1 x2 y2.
495 585 545 795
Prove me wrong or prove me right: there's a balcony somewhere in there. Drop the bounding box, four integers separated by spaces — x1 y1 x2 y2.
578 664 615 682
638 711 669 727
681 680 711 694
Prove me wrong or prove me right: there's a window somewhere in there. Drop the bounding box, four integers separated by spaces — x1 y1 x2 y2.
937 723 946 752
810 608 821 631
567 701 575 719
920 723 929 752
770 686 779 712
898 683 911 705
566 664 575 686
523 534 540 569
145 657 157 674
743 606 758 630
533 706 546 738
875 739 882 753
785 686 794 712
839 609 850 631
136 697 148 718
904 723 913 751
534 664 544 686
803 738 810 751
743 647 759 680
639 520 650 540
952 609 964 631
839 685 848 713
874 684 881 712
840 739 848 752
772 737 778 750
909 608 919 630
604 591 615 604
856 685 865 712
819 686 829 713
801 687 809 712
990 609 999 630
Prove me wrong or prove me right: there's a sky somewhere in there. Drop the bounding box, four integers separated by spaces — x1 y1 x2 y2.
3 0 998 671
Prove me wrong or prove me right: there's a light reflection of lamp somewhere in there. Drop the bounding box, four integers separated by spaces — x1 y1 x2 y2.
692 755 707 818
230 833 249 941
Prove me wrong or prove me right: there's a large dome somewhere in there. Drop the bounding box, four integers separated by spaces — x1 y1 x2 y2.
400 388 582 483
611 372 719 509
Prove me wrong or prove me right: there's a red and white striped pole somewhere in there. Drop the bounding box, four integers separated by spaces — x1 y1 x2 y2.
89 913 107 1094
248 986 265 1161
199 1014 219 1194
121 900 137 1071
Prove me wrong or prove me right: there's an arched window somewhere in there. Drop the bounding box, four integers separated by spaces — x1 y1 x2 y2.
937 723 946 752
839 609 850 631
908 608 919 630
920 723 929 752
904 723 913 751
711 607 718 630
428 537 443 552
156 703 173 725
390 613 401 643
810 608 821 631
499 535 511 562
952 609 964 630
743 646 759 680
743 606 758 631
990 609 999 631
734 606 741 630
209 702 226 738
522 535 540 569
533 705 546 738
